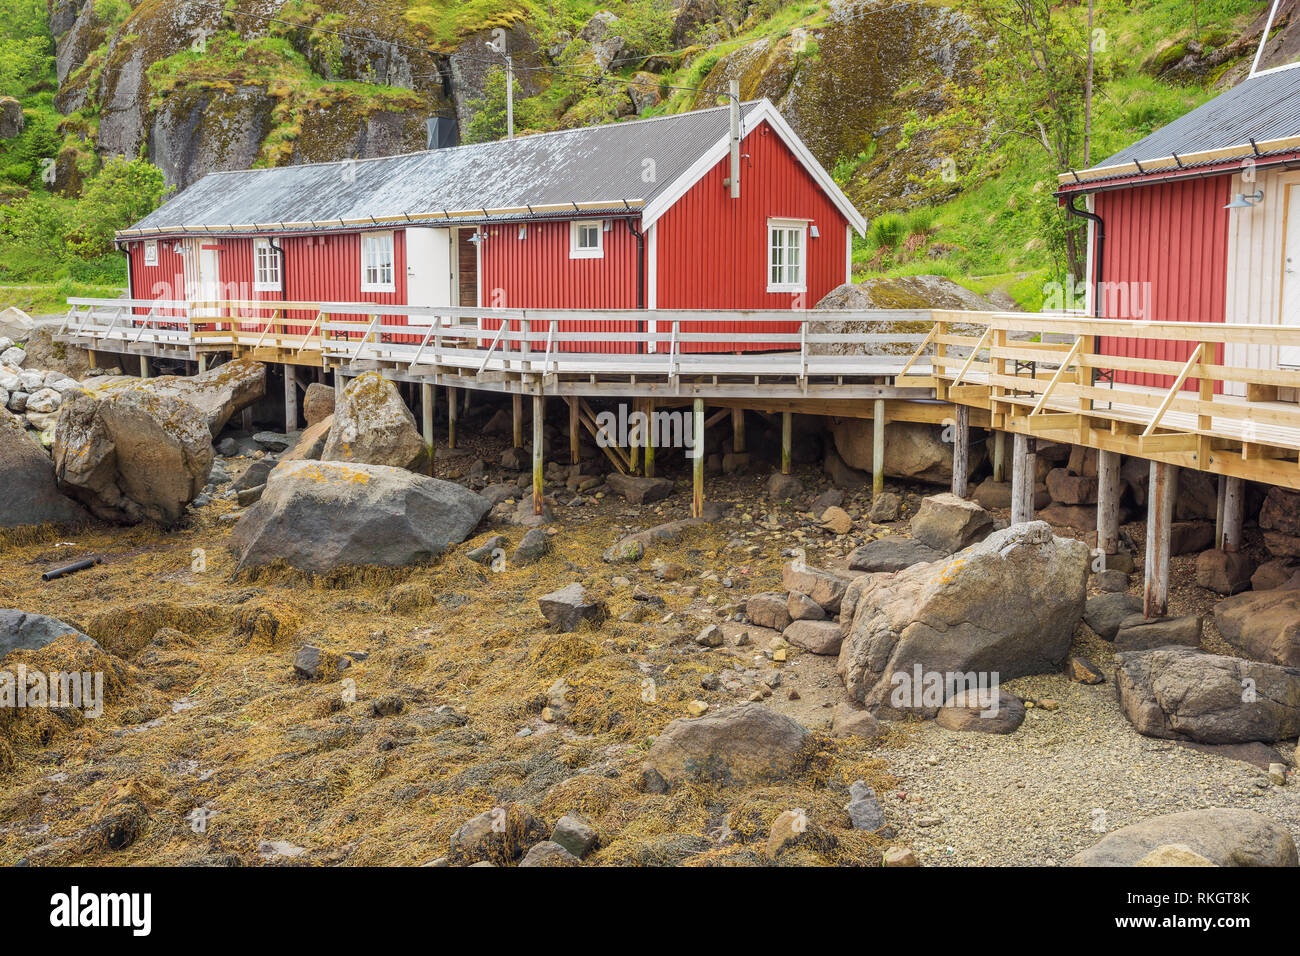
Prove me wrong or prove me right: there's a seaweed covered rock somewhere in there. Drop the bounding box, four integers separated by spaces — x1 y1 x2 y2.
837 521 1088 717
0 408 88 529
229 460 489 572
643 703 809 789
323 372 428 472
53 386 213 525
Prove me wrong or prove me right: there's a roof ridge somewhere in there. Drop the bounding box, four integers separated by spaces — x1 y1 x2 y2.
190 100 766 180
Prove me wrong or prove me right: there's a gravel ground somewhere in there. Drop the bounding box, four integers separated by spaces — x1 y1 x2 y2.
875 667 1299 866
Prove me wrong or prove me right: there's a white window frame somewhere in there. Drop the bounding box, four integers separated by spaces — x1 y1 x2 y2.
570 220 603 259
253 238 281 292
143 240 158 267
767 219 807 293
361 231 396 293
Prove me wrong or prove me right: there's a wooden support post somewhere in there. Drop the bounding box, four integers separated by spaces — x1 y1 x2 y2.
532 395 544 516
512 394 524 449
992 430 1006 483
568 398 580 465
463 388 471 414
630 400 642 475
1011 433 1036 525
781 412 792 475
1144 462 1176 619
1096 449 1121 555
731 407 746 455
951 404 970 498
283 366 298 432
692 398 704 518
88 350 97 371
139 355 150 379
241 407 253 432
644 400 656 478
1222 476 1244 554
447 386 457 449
197 353 206 374
421 382 435 474
872 399 885 499
1215 476 1226 550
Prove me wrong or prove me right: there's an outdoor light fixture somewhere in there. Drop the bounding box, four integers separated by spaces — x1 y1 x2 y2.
518 225 526 239
809 224 820 238
1225 189 1264 209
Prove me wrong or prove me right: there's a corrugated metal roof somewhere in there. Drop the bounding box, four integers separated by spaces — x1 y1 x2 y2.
1100 62 1300 167
127 102 765 235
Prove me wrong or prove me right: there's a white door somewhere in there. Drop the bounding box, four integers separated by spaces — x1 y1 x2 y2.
405 227 454 323
1281 184 1300 367
187 242 221 318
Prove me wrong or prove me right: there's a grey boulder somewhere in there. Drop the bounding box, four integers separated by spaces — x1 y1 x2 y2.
0 408 88 529
1069 809 1297 867
0 609 98 660
229 460 489 572
837 521 1088 717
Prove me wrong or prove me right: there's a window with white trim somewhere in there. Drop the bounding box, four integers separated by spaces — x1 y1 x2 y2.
570 220 603 259
253 238 281 291
143 240 158 267
361 231 396 292
767 219 806 293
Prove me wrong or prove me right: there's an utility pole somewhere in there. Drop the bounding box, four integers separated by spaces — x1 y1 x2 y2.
1084 0 1094 168
506 54 514 139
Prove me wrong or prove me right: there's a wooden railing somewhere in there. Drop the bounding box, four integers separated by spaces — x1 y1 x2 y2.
60 297 1300 457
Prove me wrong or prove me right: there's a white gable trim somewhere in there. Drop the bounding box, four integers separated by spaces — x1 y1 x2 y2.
640 99 867 236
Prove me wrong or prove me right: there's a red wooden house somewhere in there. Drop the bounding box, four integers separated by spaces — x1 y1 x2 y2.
1056 61 1300 398
117 99 865 353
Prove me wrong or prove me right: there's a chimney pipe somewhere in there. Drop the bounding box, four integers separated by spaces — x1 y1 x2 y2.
728 80 740 199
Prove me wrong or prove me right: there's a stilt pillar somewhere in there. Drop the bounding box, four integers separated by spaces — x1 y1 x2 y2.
1011 432 1036 525
872 399 885 499
731 407 746 455
992 430 1006 483
781 412 792 475
447 387 457 449
512 394 524 449
644 400 656 478
1144 462 1176 618
532 395 544 516
283 366 298 431
139 355 150 379
1222 475 1244 554
692 398 705 518
1096 449 1121 555
951 404 970 498
568 398 580 465
421 383 435 474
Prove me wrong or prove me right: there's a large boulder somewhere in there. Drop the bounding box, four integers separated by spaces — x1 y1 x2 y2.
643 703 809 789
831 419 983 485
909 493 993 553
302 382 335 426
0 609 97 660
0 97 22 140
89 360 266 437
323 372 428 472
0 408 89 529
837 521 1088 717
229 460 489 572
1114 645 1300 744
0 307 34 342
1259 487 1300 557
606 472 673 504
20 327 98 380
847 535 945 572
1214 589 1300 668
1069 809 1297 867
53 386 213 525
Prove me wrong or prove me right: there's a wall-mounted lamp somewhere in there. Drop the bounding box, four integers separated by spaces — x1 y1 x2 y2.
1225 189 1264 210
518 225 527 240
809 224 820 239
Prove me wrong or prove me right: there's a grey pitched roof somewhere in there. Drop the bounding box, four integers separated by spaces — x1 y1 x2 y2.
125 101 766 235
1099 62 1300 168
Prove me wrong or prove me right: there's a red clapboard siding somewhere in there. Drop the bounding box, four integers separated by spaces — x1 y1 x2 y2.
1094 175 1229 392
214 232 409 341
127 239 187 323
480 218 639 354
655 119 850 352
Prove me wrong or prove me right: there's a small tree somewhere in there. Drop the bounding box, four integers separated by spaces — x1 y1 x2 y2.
66 157 169 258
